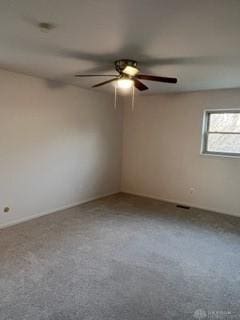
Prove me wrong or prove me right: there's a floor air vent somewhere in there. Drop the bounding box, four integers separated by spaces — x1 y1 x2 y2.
176 204 190 210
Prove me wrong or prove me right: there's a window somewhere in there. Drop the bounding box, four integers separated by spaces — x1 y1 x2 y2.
201 110 240 157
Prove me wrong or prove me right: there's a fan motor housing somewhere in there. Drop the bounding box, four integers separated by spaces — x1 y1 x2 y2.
114 59 137 73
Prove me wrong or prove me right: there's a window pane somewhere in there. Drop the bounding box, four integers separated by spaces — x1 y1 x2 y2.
207 133 240 153
209 113 240 133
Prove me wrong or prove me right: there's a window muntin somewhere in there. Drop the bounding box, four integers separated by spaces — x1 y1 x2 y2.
202 110 240 157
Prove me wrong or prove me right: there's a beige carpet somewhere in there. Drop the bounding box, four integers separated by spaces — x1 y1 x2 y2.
0 193 240 319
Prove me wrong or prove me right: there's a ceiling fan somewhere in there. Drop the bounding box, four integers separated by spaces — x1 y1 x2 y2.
75 59 178 91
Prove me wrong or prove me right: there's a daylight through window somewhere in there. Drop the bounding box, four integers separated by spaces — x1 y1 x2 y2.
202 110 240 157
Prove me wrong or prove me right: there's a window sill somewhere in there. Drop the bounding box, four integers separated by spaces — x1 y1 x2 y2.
200 152 240 159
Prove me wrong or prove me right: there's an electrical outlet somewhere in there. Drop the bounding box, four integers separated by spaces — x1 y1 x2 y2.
3 207 10 213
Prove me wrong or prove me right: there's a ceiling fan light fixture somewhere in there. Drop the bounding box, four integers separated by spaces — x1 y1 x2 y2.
123 65 139 76
75 59 178 92
117 78 133 90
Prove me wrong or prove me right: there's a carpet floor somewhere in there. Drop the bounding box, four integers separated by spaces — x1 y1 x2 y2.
0 193 240 320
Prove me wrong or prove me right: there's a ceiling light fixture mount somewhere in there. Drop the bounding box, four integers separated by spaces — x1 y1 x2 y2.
114 59 138 74
38 22 55 32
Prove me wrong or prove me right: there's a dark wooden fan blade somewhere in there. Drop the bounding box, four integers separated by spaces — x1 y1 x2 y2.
92 78 118 88
134 79 148 91
75 74 117 77
137 74 177 83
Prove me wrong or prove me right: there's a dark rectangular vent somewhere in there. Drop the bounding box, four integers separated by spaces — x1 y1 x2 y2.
176 204 190 210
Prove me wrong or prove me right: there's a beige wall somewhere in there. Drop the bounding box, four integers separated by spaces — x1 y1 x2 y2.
0 69 122 228
1 68 240 226
122 89 240 216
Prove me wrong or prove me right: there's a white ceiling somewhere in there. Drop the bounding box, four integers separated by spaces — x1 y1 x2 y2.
0 0 240 94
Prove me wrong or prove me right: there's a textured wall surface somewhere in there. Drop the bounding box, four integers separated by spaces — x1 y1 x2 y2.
0 69 122 227
122 89 240 216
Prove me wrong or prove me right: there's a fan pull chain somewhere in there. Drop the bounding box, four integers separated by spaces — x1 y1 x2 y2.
114 84 117 109
131 85 135 112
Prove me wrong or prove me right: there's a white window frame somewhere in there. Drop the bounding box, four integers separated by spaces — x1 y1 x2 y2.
201 109 240 158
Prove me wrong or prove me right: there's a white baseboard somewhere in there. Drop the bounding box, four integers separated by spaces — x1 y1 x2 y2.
121 189 239 218
1 190 238 229
0 191 119 229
